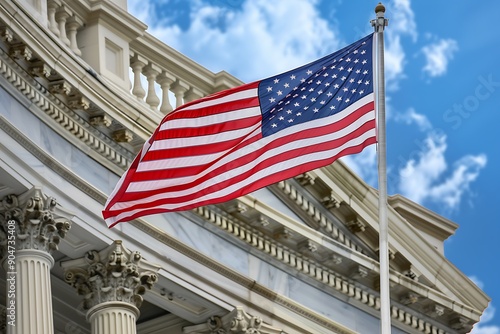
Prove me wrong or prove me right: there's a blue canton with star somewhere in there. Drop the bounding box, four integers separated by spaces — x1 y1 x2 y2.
258 34 374 137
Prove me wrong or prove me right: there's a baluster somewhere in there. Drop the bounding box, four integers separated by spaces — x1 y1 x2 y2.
157 71 175 114
66 16 82 56
130 54 146 100
171 80 189 108
47 0 60 36
55 6 71 46
144 63 160 110
185 87 204 103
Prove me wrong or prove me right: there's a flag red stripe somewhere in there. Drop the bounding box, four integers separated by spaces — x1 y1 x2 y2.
133 134 263 179
165 96 260 121
143 118 262 161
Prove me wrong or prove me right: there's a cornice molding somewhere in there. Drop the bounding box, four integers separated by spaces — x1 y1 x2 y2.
0 116 109 207
274 180 367 254
388 194 458 241
0 46 133 174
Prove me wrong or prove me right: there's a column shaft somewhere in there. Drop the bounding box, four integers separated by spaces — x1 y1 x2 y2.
88 302 139 334
6 250 54 334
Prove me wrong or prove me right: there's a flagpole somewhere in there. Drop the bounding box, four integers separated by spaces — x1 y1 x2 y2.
371 3 390 334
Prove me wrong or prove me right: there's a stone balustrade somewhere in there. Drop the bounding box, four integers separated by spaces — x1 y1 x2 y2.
128 32 242 113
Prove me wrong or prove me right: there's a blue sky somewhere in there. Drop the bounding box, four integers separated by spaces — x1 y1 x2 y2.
127 1 500 332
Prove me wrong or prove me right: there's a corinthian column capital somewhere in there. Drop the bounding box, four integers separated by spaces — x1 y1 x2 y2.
61 240 160 311
0 187 72 256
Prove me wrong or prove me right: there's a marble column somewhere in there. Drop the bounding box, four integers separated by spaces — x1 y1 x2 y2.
0 187 73 334
61 240 160 334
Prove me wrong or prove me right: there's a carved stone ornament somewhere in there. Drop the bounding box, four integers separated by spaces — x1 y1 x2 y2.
183 306 283 334
89 114 113 127
112 128 133 143
295 172 315 186
0 187 72 257
400 292 419 305
298 239 318 254
9 43 32 61
0 27 14 43
61 240 160 311
345 216 366 233
322 192 341 209
49 79 72 96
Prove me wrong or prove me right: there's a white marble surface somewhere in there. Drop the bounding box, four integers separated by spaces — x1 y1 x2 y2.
148 212 251 276
146 211 402 333
0 86 120 195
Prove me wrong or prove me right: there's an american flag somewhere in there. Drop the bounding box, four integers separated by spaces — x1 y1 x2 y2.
103 34 376 227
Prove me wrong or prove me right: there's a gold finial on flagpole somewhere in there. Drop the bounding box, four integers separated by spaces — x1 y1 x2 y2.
375 2 386 13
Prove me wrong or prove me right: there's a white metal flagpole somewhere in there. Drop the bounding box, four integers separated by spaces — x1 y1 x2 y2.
371 3 391 334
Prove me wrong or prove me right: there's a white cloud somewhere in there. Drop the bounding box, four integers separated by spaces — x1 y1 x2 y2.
427 154 486 209
138 0 340 82
386 0 417 42
398 132 487 210
469 276 485 289
472 326 500 334
383 0 418 91
384 35 406 91
422 38 458 77
393 108 432 131
340 145 378 186
398 133 447 202
127 0 153 24
469 277 499 334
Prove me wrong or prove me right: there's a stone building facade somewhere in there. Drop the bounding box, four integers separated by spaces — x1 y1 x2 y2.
0 0 489 333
